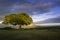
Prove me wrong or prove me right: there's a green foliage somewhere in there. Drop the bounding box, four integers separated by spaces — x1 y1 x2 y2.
2 13 33 26
3 27 13 30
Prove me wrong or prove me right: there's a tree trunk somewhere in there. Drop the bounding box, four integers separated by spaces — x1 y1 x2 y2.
20 25 21 29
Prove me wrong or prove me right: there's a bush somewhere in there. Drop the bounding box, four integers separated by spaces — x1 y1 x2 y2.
3 27 13 30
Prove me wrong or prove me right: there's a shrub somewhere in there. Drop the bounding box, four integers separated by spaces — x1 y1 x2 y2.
3 27 13 30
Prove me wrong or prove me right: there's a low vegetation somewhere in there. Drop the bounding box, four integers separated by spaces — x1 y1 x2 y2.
0 26 60 40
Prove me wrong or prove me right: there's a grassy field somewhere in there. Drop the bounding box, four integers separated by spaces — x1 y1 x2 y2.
0 29 60 40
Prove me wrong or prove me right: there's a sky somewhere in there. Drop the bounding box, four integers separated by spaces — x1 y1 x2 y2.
0 0 60 23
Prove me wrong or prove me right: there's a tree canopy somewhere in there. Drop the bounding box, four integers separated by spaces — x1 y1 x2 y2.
2 13 33 26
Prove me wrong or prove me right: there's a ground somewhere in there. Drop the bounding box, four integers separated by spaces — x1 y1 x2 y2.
0 29 60 40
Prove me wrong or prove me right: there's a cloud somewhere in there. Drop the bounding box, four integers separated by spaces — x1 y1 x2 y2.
0 1 53 15
8 2 53 13
31 10 60 22
0 0 59 16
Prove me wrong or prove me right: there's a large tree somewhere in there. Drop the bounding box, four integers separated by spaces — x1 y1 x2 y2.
2 13 33 29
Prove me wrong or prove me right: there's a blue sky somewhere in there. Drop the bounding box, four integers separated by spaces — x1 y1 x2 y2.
0 0 60 22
